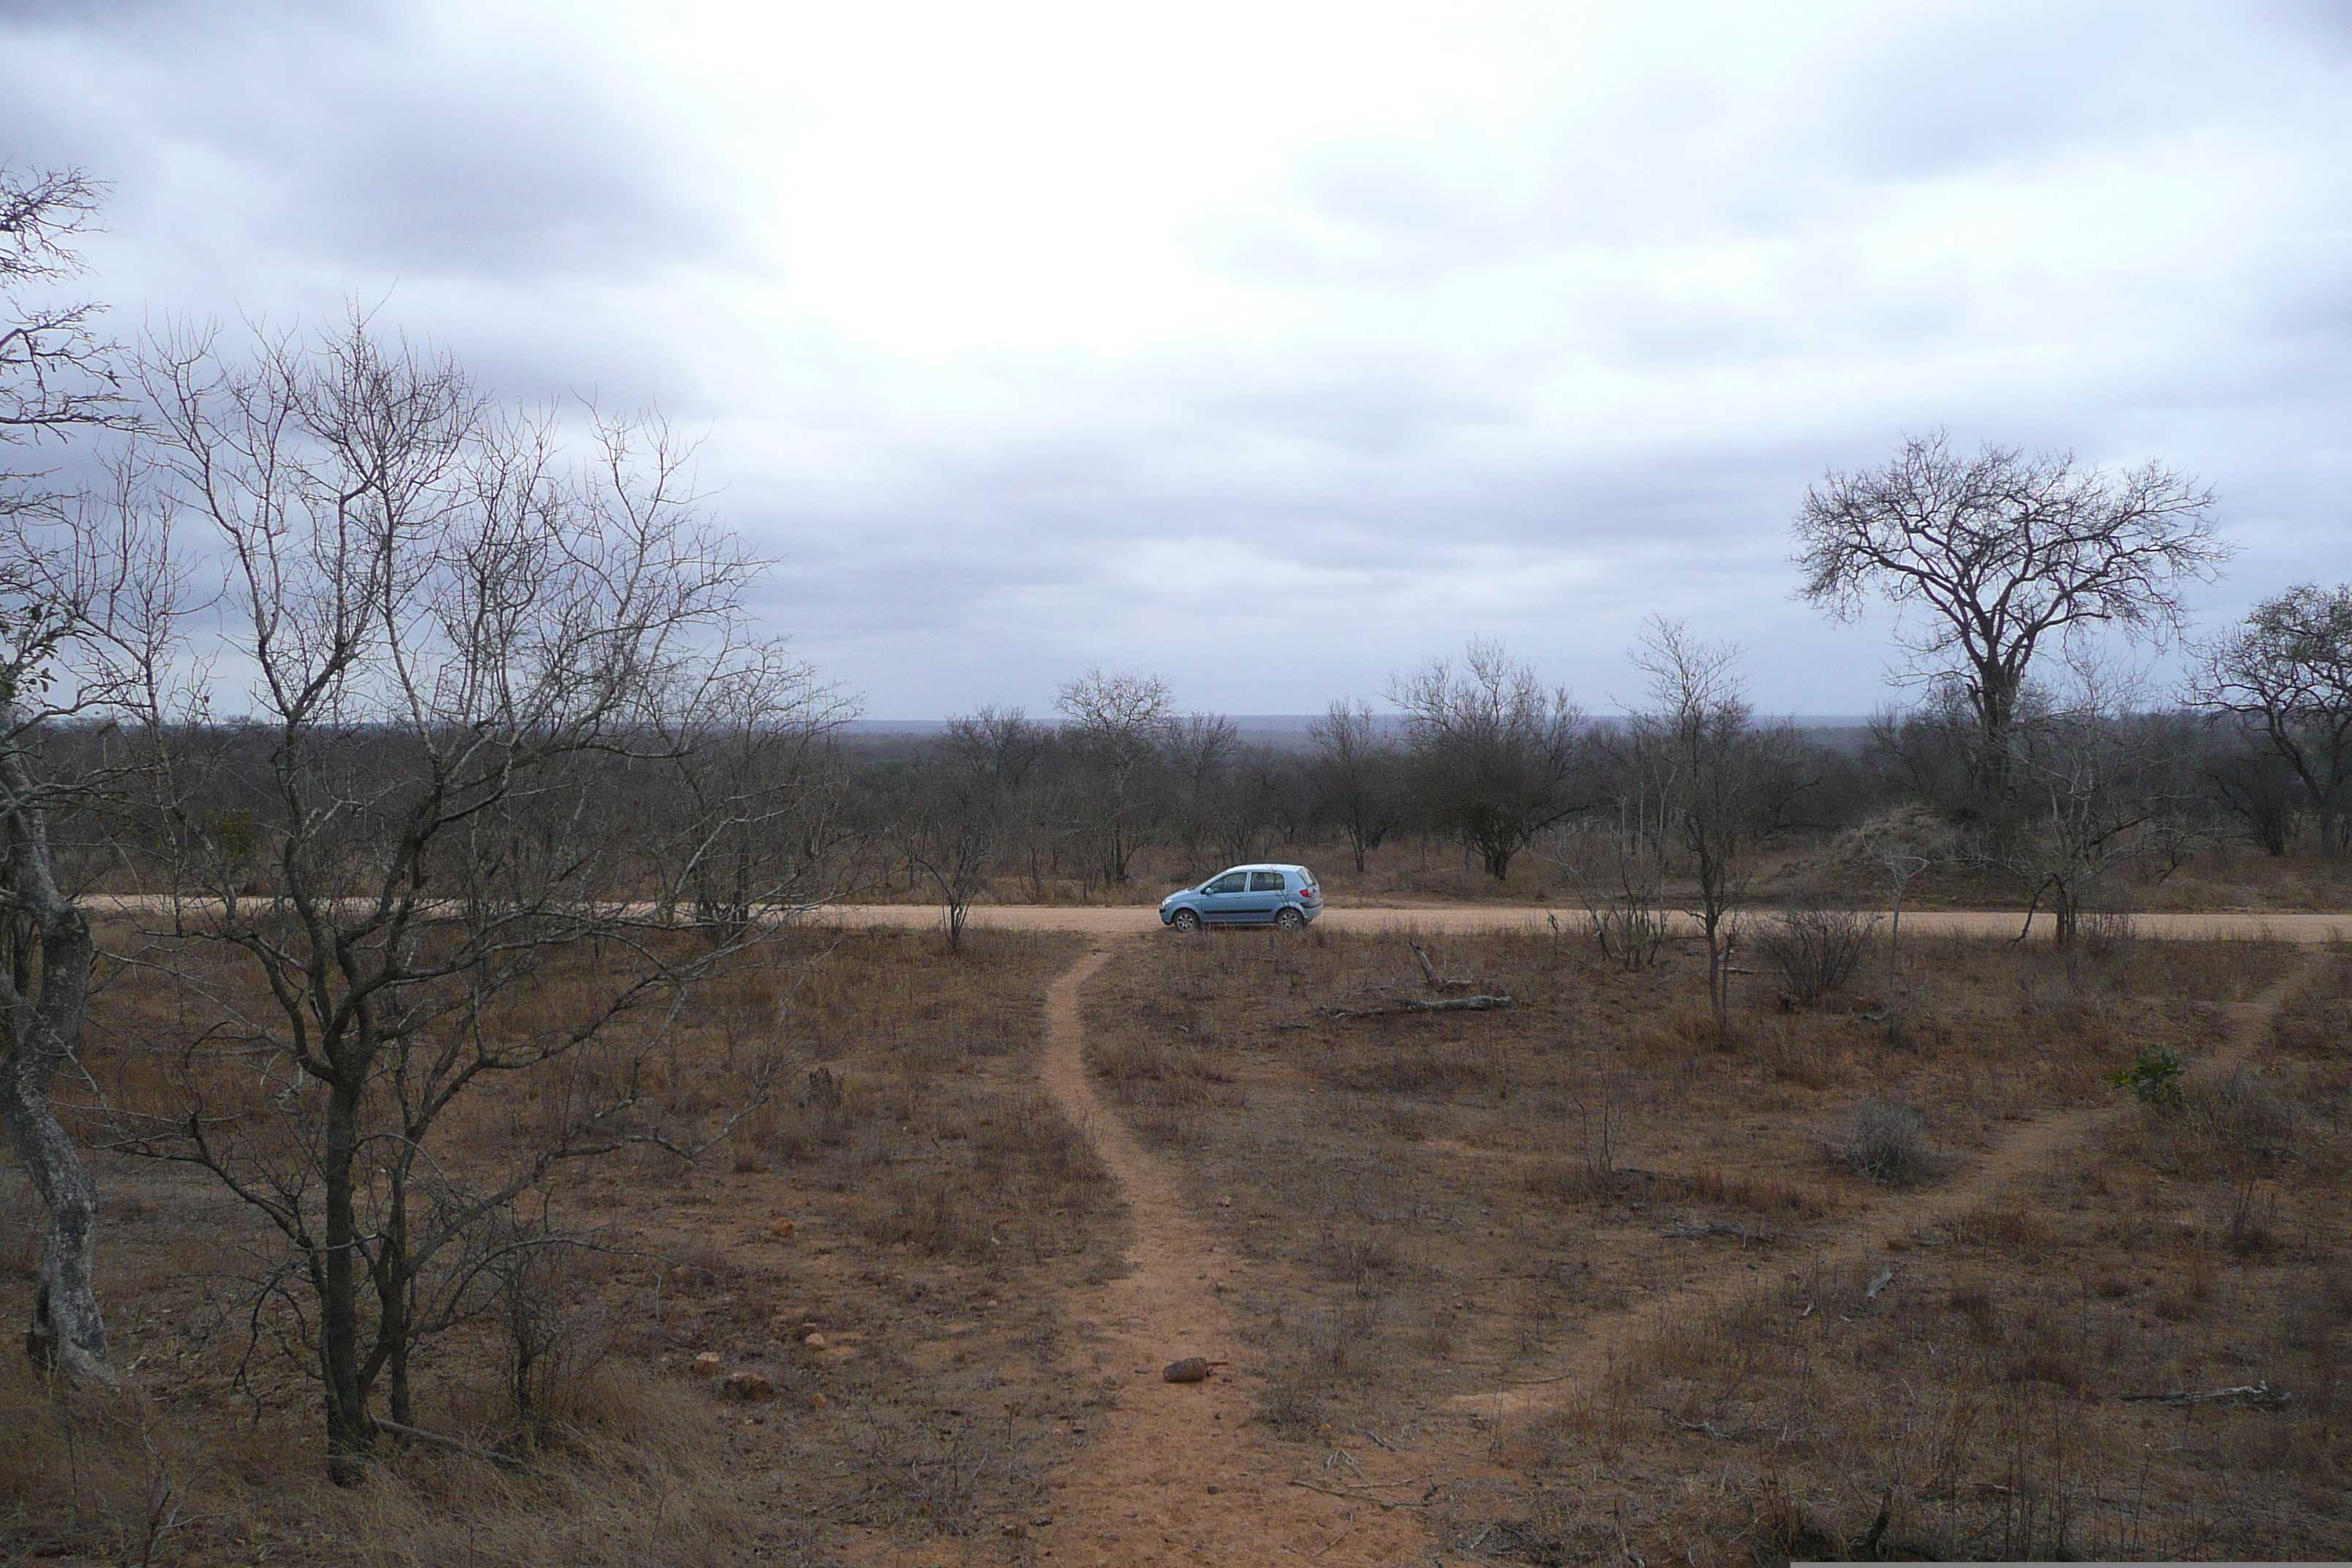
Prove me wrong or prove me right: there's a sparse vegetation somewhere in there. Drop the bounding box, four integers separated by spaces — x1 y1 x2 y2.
1826 1096 1945 1186
1 926 1117 1564
1079 926 2341 1564
1754 904 1881 1003
2109 1044 2189 1109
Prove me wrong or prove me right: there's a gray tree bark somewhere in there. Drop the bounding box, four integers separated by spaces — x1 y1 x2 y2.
0 727 112 1383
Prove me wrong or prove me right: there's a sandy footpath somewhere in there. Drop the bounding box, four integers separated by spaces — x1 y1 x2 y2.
1021 946 1430 1565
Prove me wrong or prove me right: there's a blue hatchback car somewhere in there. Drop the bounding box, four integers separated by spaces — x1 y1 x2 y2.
1158 863 1323 932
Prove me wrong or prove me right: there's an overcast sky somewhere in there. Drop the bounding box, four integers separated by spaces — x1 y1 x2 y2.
5 0 2348 717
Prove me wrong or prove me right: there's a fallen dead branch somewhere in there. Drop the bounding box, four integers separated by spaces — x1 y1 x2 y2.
1657 1409 1789 1443
1406 940 1474 992
1659 1218 1779 1247
1287 1478 1436 1511
372 1415 526 1470
2118 1381 2289 1411
1321 994 1514 1019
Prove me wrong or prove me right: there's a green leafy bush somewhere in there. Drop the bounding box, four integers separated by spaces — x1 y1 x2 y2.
2108 1047 2185 1109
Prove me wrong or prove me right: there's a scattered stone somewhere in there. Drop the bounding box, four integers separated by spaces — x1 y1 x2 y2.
803 1332 829 1350
1163 1357 1215 1384
723 1371 774 1401
690 1352 724 1377
769 1217 796 1240
1000 1522 1028 1539
807 1392 829 1410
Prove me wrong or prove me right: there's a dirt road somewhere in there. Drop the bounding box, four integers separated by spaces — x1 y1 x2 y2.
823 903 2352 941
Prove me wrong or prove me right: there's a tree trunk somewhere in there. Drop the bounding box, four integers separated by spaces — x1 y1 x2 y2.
1972 663 2022 803
2051 879 2080 949
320 1079 376 1477
1886 884 1905 984
0 1002 112 1384
0 746 113 1384
1702 908 1731 1035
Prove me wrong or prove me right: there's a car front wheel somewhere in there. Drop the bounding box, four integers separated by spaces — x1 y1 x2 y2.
1170 908 1202 933
1273 907 1306 931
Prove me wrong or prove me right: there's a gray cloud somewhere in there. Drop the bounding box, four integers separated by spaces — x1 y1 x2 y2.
5 0 2351 717
1 1 726 286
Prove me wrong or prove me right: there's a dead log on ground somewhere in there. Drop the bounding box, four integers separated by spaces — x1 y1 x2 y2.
2119 1381 2288 1411
1660 1219 1779 1247
1322 995 1514 1019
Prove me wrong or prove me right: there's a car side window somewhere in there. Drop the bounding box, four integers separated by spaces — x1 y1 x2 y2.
1205 872 1248 894
1248 871 1286 892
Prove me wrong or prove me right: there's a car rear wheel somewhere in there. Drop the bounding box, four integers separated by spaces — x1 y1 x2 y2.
1170 908 1202 933
1273 907 1305 931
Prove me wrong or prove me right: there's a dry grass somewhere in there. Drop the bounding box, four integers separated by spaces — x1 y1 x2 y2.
1082 924 2342 1564
1827 1097 1948 1187
2 923 1115 1565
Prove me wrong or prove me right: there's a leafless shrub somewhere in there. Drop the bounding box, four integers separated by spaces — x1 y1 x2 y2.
1544 819 1670 969
2195 1067 2296 1150
2077 906 2138 953
2156 1067 2301 1180
862 1166 992 1259
1254 1379 1325 1437
1526 1074 1624 1201
2225 1177 2277 1256
834 1414 1018 1537
1324 1232 1402 1297
482 1224 617 1436
1754 905 1882 1005
1828 1098 1945 1187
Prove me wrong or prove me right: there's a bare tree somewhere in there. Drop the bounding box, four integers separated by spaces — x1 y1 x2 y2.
1833 802 1953 979
1306 700 1406 872
1624 621 1800 1032
3 500 192 1386
1166 712 1240 857
1055 668 1175 886
0 165 150 1384
1 166 132 502
2204 728 2301 856
1795 431 2225 799
1544 815 1671 970
1390 640 1584 881
2193 582 2352 856
905 709 1042 948
2000 662 2167 945
111 316 827 1476
644 640 853 933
